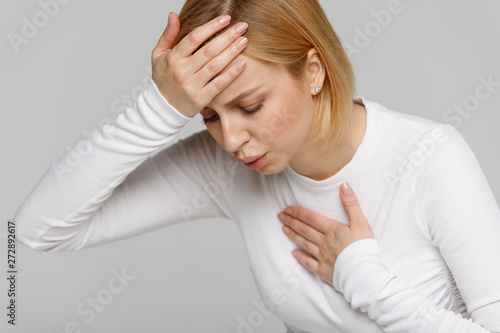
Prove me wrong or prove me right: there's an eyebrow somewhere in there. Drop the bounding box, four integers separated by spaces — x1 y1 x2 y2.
224 83 265 108
204 84 266 112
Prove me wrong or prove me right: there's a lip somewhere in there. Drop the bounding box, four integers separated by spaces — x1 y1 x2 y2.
237 154 266 164
237 153 268 170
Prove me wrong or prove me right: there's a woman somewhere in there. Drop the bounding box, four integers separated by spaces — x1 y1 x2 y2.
14 0 500 332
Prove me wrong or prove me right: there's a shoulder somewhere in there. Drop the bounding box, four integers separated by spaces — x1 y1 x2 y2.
363 97 450 135
360 96 469 158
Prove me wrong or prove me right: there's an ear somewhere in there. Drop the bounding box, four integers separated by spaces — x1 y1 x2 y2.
306 49 326 96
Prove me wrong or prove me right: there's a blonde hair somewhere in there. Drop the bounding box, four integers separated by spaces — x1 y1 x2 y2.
174 0 356 149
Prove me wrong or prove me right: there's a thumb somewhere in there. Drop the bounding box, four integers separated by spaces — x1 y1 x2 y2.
340 182 365 225
152 12 180 61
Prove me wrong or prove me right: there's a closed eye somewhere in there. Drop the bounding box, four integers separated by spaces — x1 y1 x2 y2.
202 103 263 125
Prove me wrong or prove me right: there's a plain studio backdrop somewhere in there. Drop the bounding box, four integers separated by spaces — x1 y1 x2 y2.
1 1 499 332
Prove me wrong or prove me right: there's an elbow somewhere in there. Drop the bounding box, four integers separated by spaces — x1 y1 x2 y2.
12 192 89 253
12 202 52 253
15 216 54 254
14 214 83 254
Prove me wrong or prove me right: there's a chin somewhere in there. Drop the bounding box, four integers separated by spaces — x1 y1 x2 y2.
257 169 278 176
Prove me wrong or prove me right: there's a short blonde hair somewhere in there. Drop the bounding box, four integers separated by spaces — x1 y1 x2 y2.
174 0 356 149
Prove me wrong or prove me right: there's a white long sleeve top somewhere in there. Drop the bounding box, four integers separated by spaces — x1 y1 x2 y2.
14 79 500 333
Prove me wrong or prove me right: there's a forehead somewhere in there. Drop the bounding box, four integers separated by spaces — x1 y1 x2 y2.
212 56 288 103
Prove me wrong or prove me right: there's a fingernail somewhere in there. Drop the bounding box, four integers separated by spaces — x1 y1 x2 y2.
341 182 353 196
236 37 248 49
284 207 292 215
219 15 231 25
235 22 248 34
168 12 172 26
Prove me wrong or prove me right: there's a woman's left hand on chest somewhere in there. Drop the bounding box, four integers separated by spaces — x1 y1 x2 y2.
277 182 375 286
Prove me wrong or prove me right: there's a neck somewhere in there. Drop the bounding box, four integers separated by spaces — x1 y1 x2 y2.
288 101 367 181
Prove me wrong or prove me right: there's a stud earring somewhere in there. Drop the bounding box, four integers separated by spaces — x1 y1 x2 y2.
315 87 322 94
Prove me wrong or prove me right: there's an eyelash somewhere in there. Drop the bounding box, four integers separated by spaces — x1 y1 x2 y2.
202 103 263 125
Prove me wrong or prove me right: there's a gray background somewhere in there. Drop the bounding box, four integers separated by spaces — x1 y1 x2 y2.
1 0 499 332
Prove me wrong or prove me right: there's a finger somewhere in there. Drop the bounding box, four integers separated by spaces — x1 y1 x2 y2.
191 22 248 74
201 57 247 98
282 225 321 259
152 12 181 61
292 249 320 274
340 182 366 225
279 212 324 245
175 15 232 58
283 206 331 234
195 36 248 86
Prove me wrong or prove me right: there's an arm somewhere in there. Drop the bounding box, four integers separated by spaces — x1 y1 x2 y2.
333 125 500 332
14 12 248 253
14 79 231 252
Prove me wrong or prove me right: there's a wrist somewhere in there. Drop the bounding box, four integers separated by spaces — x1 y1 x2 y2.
149 78 195 120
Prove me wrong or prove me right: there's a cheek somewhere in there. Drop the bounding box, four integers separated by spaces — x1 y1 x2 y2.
256 99 300 145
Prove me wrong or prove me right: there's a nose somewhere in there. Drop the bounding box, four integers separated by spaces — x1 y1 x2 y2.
220 113 250 153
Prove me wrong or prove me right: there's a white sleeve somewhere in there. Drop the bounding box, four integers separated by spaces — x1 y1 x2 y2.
14 78 234 253
333 125 500 332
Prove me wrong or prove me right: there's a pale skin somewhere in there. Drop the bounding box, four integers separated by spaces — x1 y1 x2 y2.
152 13 374 286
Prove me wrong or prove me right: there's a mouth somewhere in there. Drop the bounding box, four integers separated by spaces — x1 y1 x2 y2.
237 153 268 170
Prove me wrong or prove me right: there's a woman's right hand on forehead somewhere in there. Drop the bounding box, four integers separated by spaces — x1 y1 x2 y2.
151 12 248 119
